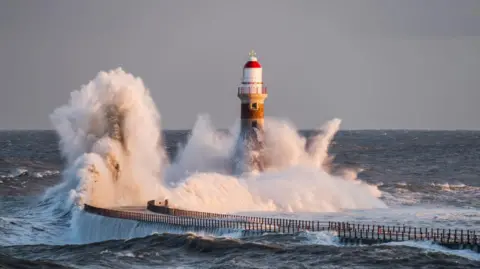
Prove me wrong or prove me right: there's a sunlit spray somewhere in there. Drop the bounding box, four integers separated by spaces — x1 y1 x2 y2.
49 68 167 208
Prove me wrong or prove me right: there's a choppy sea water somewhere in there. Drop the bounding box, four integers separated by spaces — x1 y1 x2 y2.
0 130 479 268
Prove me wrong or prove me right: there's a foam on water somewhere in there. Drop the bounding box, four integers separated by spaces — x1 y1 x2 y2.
32 170 60 178
0 168 28 179
299 231 480 260
302 231 341 246
384 240 480 261
0 169 60 179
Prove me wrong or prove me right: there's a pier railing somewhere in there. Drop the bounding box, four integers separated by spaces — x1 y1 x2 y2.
83 201 479 252
144 200 478 245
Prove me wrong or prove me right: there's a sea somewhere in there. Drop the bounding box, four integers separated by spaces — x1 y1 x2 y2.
0 129 479 269
1 69 480 268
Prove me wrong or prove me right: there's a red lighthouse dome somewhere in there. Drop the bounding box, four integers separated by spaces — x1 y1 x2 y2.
243 50 262 68
244 60 261 68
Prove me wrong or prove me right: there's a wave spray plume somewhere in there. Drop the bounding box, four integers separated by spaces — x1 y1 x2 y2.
48 68 386 218
49 68 167 208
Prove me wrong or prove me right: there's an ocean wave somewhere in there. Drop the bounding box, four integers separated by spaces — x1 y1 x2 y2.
0 168 60 179
0 168 28 179
384 240 480 262
392 181 477 191
382 181 479 206
1 233 478 269
0 254 72 269
32 170 61 178
429 182 477 191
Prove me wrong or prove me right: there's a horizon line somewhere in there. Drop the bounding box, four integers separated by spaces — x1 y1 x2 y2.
1 128 480 132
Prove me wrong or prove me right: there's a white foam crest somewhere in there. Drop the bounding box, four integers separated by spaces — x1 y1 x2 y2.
385 240 480 261
0 169 60 179
0 168 28 178
169 166 385 213
32 170 60 178
301 231 341 246
430 182 475 191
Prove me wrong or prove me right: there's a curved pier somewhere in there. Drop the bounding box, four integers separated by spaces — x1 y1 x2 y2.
83 200 479 253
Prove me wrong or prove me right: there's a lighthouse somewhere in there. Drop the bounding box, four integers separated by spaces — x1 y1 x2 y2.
232 50 268 173
238 50 268 133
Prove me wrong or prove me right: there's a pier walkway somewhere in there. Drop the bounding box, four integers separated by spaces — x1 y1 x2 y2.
83 200 479 253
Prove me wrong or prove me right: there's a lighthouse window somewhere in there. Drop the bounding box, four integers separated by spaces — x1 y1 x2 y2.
250 102 258 110
252 121 258 129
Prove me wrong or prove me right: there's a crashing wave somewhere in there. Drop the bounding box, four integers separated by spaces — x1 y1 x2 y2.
46 68 386 216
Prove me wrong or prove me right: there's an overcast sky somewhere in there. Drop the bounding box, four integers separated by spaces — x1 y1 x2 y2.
1 0 480 130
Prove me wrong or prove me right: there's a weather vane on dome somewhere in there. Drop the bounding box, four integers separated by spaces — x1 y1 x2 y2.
249 49 256 58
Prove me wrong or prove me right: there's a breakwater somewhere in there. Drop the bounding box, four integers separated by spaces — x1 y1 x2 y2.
83 200 479 252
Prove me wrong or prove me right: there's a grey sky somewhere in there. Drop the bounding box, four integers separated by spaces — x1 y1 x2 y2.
1 0 480 130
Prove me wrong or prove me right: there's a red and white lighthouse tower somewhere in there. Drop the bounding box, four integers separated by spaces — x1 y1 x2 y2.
233 50 268 173
238 50 268 134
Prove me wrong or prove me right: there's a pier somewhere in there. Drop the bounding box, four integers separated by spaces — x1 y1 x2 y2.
83 200 479 253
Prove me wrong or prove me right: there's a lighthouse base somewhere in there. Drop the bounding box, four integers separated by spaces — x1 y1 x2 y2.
232 127 266 175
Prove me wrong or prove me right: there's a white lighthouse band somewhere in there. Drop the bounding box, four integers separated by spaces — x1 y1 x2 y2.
242 50 263 84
